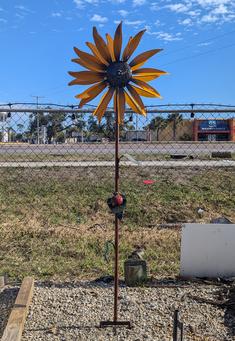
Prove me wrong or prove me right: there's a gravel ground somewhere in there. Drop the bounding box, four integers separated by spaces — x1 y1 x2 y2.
19 279 235 341
0 284 19 338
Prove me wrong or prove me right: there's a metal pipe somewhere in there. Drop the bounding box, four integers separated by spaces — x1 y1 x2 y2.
173 309 178 341
114 98 120 322
0 108 235 114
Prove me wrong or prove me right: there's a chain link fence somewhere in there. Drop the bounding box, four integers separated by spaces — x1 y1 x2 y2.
0 102 234 229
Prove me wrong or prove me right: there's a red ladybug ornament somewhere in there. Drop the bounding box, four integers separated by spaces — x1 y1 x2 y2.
114 193 124 206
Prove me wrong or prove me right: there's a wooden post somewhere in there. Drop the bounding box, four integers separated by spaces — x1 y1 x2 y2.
1 277 34 341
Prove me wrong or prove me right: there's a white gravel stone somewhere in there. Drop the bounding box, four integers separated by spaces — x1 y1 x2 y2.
2 280 235 341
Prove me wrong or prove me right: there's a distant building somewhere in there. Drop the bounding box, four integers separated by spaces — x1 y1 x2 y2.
0 112 9 142
125 120 192 142
193 119 235 142
125 130 151 141
124 118 235 142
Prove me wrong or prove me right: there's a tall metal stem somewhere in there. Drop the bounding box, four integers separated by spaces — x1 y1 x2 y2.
114 100 119 322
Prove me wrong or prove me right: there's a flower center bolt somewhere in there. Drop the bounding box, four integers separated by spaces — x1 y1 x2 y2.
106 62 132 87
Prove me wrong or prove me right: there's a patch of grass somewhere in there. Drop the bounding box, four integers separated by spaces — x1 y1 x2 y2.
0 167 234 280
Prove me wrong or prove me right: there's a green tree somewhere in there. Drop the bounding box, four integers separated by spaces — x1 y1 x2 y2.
145 116 167 141
16 123 25 141
17 123 24 133
87 115 105 138
28 111 66 143
167 113 183 141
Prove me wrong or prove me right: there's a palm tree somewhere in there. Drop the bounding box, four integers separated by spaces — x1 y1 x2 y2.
146 116 167 141
167 113 183 141
17 123 24 133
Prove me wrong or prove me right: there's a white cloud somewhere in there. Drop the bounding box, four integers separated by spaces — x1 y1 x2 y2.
154 19 162 26
73 0 99 8
179 18 193 25
118 9 129 17
213 4 228 14
114 19 145 26
147 30 182 41
133 0 146 6
51 12 62 17
161 0 235 26
196 0 230 6
201 13 218 22
73 0 83 7
14 5 33 13
188 10 201 17
90 14 108 23
165 3 191 13
15 5 27 10
198 41 213 46
150 2 160 11
125 19 145 25
15 13 25 19
74 0 125 7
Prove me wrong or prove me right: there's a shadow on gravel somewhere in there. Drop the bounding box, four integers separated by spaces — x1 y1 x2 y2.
35 280 115 289
26 324 100 332
224 286 235 338
0 287 19 337
35 277 224 291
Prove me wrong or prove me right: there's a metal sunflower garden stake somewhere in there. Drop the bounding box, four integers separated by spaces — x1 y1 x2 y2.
68 22 167 328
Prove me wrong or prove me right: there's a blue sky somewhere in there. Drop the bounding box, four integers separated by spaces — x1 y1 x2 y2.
0 0 235 106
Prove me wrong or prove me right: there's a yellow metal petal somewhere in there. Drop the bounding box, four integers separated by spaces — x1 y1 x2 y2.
130 84 156 98
132 75 159 82
75 81 107 99
73 47 105 67
68 71 104 83
93 27 112 63
68 78 101 86
131 78 162 98
113 89 117 114
117 88 125 124
124 29 146 61
126 84 146 115
86 42 109 66
71 58 106 72
131 61 145 71
93 87 114 122
106 34 116 62
124 90 144 116
78 98 88 108
129 49 162 68
133 67 167 76
113 22 122 62
122 36 132 62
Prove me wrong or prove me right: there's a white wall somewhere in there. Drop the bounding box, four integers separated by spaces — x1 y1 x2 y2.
0 112 8 142
180 224 235 278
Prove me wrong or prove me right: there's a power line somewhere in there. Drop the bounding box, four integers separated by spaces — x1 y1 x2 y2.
165 28 235 57
161 41 235 67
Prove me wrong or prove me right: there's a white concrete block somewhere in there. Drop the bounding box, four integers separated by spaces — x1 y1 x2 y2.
180 223 235 278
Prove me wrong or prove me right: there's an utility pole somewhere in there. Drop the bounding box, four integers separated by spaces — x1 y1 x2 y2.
31 95 45 144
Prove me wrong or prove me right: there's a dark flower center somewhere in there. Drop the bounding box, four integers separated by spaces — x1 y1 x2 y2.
106 62 132 87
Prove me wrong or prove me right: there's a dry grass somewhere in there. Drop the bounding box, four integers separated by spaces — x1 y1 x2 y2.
0 166 234 280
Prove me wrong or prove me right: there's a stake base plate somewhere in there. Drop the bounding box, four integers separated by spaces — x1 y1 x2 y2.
100 320 132 329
